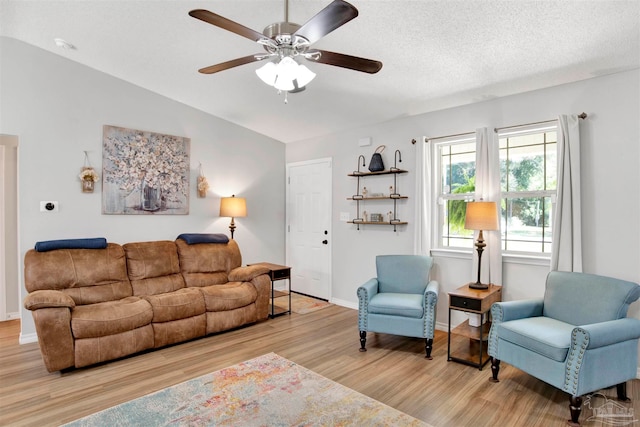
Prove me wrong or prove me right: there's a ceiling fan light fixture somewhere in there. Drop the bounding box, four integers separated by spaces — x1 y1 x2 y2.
256 61 278 86
274 74 295 91
296 64 316 88
276 56 299 81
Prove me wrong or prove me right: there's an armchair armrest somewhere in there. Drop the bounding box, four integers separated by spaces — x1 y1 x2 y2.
491 299 544 323
229 265 270 282
357 278 379 304
23 290 75 311
578 318 640 349
424 280 438 299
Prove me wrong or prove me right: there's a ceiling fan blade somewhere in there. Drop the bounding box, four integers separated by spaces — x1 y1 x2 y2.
198 54 265 74
308 50 382 74
293 0 358 44
189 9 268 44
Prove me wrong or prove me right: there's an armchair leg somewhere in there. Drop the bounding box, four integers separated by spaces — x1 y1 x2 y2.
424 338 433 359
617 382 630 402
568 395 582 426
359 331 367 352
489 357 500 383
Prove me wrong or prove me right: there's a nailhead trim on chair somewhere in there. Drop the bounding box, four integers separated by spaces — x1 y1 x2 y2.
423 290 437 338
357 287 368 331
564 327 589 395
488 303 504 357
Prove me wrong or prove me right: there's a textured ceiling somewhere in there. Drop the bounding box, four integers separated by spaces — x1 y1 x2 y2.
1 0 638 143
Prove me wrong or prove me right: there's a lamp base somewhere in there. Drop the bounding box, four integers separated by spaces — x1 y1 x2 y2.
467 281 489 290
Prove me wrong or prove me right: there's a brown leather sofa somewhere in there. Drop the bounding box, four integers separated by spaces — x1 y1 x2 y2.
23 237 271 372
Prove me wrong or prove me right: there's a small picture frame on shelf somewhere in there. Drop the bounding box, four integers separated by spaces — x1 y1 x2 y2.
370 213 383 222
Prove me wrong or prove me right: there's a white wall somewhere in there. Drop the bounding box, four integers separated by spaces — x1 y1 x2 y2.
0 37 287 340
287 69 640 329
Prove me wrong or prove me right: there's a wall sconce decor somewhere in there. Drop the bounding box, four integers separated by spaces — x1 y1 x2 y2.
219 195 247 239
197 163 209 198
79 151 99 193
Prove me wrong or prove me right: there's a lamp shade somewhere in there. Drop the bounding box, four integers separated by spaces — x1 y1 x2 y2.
465 201 498 231
219 195 247 218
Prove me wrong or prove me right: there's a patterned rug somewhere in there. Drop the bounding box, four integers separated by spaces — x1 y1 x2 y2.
63 353 430 427
275 292 333 314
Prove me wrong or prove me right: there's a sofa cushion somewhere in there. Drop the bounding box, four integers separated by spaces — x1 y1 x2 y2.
71 297 153 339
24 243 132 304
200 282 258 311
496 316 575 362
143 288 206 323
368 293 424 318
123 241 186 296
176 239 243 287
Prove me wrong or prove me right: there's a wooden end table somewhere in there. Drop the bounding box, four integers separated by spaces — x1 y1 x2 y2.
447 283 502 370
250 262 291 318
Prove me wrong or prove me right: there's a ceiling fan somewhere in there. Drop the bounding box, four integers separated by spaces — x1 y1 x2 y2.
189 0 382 100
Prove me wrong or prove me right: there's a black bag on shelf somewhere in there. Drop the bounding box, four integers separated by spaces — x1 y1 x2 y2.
368 145 385 172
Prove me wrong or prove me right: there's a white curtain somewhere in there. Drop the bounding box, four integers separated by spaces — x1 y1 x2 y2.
414 138 432 255
473 127 503 285
551 115 582 272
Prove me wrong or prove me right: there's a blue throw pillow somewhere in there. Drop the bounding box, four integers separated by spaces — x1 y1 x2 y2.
177 233 229 244
34 238 108 252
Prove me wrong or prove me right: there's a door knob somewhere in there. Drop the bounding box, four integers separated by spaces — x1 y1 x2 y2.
322 240 328 244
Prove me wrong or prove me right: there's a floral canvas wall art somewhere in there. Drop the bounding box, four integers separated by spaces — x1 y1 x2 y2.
102 125 190 215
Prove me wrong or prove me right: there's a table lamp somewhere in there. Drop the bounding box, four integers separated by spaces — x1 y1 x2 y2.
465 201 499 290
219 195 247 239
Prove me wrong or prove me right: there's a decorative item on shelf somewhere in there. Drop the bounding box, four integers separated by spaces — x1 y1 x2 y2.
464 200 499 290
362 187 368 198
370 213 383 222
197 163 209 198
387 211 393 222
370 192 384 197
390 150 402 171
368 145 385 172
219 195 247 239
363 211 368 222
79 151 99 193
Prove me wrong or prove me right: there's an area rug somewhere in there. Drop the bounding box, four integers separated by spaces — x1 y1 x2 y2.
63 353 430 427
274 292 333 314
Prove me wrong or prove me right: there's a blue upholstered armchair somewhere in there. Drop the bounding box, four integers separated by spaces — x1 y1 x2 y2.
357 255 439 358
488 271 640 425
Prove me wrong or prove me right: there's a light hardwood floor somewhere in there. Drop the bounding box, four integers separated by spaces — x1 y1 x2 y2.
1 306 638 426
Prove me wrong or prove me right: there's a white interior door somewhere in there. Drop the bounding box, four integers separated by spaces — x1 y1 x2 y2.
286 158 332 300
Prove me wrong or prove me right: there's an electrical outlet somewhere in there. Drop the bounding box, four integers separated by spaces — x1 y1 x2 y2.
40 201 59 212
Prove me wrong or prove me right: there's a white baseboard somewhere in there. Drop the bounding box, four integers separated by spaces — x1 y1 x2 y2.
330 297 357 310
6 312 20 320
19 332 38 345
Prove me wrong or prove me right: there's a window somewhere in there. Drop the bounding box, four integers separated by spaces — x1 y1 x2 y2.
499 125 557 253
431 124 558 255
433 135 476 249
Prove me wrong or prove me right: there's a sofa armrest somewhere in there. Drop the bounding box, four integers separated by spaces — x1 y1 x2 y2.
491 299 544 323
24 290 76 311
229 265 270 282
578 318 640 349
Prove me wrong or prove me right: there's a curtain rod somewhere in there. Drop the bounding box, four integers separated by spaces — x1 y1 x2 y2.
494 112 587 133
423 131 475 143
